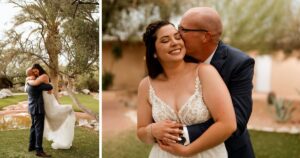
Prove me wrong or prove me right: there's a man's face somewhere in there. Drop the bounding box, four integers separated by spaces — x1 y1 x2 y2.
32 68 39 77
179 18 206 57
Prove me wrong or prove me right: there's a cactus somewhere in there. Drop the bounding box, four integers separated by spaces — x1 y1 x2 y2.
270 97 295 122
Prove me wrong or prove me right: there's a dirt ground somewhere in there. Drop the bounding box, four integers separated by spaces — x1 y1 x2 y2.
249 93 300 131
102 91 300 141
102 91 136 140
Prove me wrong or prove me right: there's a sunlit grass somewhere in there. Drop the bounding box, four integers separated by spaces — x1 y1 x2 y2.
0 95 27 110
0 93 99 114
59 94 99 113
103 130 300 158
0 127 99 158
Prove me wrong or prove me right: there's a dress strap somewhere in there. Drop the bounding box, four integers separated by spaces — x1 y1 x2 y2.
147 77 156 106
195 65 201 92
147 77 152 88
147 77 155 94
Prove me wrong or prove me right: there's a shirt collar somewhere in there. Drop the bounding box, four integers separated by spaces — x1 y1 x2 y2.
203 45 218 64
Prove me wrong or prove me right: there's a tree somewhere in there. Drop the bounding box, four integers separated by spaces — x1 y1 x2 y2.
103 0 185 41
9 0 66 97
4 0 99 121
61 2 99 120
103 0 300 54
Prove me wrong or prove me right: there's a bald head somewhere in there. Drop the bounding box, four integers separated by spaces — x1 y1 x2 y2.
26 67 33 77
181 7 223 39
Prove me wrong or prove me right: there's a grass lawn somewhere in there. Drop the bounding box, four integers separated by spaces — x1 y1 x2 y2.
103 130 152 158
0 93 98 114
103 130 300 158
0 95 27 110
0 127 99 158
59 94 99 113
250 130 300 158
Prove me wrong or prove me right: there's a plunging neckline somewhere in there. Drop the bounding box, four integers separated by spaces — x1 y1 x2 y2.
149 76 200 115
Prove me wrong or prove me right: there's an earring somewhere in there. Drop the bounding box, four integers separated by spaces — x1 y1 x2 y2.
153 54 157 58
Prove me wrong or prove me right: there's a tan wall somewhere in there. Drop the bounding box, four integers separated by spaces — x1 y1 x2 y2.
271 55 300 97
103 42 300 97
103 42 146 90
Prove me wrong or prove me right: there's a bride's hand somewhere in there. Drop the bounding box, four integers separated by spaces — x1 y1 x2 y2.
157 140 191 157
152 120 183 143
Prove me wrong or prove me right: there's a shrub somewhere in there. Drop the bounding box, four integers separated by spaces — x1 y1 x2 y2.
270 97 295 122
74 74 99 92
102 71 114 90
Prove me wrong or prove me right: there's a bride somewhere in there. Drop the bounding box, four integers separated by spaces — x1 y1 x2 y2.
137 21 236 157
26 64 76 149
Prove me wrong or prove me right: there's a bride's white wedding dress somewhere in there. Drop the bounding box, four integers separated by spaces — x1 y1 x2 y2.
148 76 228 158
42 91 76 149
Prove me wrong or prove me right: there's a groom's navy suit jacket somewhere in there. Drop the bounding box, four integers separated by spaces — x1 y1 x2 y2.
186 41 255 158
26 83 53 115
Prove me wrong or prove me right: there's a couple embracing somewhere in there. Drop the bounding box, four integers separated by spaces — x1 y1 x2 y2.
137 7 255 158
25 63 76 157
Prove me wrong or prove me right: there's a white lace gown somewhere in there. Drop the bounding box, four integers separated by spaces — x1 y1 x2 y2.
42 91 76 149
148 76 228 158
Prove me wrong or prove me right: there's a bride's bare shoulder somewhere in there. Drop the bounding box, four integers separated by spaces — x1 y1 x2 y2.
197 63 221 82
138 76 150 91
38 74 50 82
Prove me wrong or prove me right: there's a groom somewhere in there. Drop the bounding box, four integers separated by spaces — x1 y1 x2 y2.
154 7 255 158
26 67 52 157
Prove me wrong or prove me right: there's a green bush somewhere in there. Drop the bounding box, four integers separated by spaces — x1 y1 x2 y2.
86 78 99 92
102 71 114 90
74 74 99 92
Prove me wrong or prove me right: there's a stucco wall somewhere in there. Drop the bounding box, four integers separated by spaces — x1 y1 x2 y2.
103 42 146 91
103 42 300 97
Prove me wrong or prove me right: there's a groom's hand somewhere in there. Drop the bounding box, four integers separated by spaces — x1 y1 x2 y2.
158 139 190 157
152 120 183 143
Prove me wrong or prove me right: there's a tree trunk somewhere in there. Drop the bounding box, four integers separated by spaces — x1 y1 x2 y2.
45 25 61 98
65 76 99 122
49 66 59 98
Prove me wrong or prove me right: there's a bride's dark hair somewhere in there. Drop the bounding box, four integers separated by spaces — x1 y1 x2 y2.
143 20 173 79
31 63 47 75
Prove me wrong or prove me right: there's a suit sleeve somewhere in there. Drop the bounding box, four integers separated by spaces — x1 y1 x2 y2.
229 57 255 136
35 83 53 91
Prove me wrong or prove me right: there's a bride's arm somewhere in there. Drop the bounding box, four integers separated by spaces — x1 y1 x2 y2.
137 77 156 144
27 74 49 86
159 64 236 156
185 64 236 155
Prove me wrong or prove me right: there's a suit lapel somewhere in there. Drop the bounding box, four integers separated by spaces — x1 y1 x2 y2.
210 41 228 74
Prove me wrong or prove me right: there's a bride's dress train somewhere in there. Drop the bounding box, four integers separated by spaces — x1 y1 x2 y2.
42 91 76 149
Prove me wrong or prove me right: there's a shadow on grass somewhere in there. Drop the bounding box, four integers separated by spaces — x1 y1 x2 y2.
0 127 99 158
103 130 300 158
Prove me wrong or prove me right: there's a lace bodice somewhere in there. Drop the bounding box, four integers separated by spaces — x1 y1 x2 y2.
149 76 211 125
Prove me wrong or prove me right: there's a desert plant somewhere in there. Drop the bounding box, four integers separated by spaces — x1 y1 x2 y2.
267 91 276 105
102 71 114 90
296 88 300 95
270 97 295 122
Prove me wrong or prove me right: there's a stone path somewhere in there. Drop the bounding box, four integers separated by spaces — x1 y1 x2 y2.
0 100 98 131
